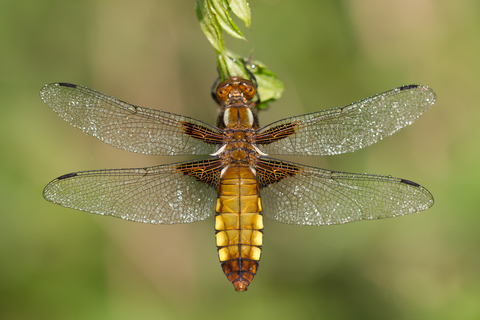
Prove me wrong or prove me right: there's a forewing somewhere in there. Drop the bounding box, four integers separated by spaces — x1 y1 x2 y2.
40 83 223 156
256 85 435 156
257 158 433 226
43 158 222 224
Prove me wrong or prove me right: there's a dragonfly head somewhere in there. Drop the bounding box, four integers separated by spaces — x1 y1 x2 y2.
216 77 256 107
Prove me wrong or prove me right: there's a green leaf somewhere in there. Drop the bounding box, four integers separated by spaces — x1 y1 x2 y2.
216 51 245 80
229 0 251 28
246 61 285 110
209 0 245 40
196 0 225 52
196 0 251 52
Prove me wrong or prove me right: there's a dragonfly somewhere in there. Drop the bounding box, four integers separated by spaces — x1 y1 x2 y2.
40 77 435 291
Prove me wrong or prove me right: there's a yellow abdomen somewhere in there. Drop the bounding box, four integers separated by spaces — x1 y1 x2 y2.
215 164 263 291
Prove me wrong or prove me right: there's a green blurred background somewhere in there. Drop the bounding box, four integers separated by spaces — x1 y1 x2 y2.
1 1 479 319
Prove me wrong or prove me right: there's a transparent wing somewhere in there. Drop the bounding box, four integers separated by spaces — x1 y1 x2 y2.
43 158 222 224
257 158 433 226
256 85 435 156
40 83 223 156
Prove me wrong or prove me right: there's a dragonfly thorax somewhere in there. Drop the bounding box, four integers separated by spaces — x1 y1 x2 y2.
219 127 258 166
223 107 254 128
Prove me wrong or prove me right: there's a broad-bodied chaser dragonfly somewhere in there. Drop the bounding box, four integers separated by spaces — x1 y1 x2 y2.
40 77 435 291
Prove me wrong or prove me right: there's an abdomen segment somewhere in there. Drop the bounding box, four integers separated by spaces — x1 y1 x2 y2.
215 164 263 291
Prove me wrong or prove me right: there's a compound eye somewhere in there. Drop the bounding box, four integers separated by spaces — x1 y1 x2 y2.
216 85 230 101
241 83 256 100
